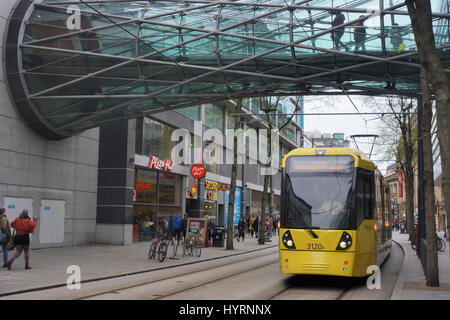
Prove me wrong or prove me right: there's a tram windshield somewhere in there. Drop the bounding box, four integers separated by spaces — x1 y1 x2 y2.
284 155 354 230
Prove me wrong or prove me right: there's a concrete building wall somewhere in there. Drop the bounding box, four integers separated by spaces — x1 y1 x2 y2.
0 0 99 248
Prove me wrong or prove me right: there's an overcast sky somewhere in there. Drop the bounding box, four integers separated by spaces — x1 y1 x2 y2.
302 95 396 173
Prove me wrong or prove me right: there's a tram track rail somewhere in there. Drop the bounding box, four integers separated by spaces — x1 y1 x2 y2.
1 246 279 300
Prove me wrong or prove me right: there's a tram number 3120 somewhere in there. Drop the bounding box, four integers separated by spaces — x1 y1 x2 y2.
306 243 324 250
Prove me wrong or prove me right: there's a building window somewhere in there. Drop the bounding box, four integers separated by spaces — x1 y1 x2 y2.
176 106 200 120
142 118 177 160
205 103 224 133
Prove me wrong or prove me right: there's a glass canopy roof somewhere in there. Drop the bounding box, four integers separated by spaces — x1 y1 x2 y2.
5 0 450 138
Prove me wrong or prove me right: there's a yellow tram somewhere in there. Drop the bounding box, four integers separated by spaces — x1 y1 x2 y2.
279 148 392 277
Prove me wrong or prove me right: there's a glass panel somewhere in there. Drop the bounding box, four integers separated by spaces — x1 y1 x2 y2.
158 172 180 205
204 103 224 133
364 178 372 219
16 0 450 134
158 206 181 235
285 155 354 229
204 201 217 224
133 205 157 242
142 118 177 160
175 106 200 120
251 190 262 217
135 170 157 204
356 177 365 226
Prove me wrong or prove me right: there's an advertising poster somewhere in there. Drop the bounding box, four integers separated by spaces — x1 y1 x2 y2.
225 186 242 226
186 218 208 246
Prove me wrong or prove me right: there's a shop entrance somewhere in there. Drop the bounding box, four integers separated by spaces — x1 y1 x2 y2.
204 200 217 225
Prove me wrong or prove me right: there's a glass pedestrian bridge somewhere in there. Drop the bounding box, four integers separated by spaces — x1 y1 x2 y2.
5 0 450 138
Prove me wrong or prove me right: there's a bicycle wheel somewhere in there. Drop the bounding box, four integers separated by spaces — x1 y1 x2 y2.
193 241 201 258
437 237 445 252
158 242 168 262
184 241 192 256
148 242 157 260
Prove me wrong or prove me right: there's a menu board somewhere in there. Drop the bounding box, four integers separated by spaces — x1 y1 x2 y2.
186 218 209 246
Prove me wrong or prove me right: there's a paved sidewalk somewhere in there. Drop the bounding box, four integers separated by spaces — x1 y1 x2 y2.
0 234 278 297
391 232 450 300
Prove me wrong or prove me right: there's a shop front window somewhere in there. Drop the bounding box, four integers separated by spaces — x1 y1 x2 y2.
158 206 182 235
204 201 217 225
133 205 157 242
158 172 180 205
133 169 181 242
251 190 262 217
134 170 157 203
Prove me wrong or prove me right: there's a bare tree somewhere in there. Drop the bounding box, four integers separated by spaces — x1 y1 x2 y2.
226 99 242 250
420 66 439 286
369 96 417 242
258 96 300 244
407 0 450 254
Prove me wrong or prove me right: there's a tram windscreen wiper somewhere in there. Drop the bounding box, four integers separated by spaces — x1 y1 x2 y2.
305 228 320 238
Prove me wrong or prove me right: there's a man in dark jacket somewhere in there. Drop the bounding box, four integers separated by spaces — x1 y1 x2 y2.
331 11 349 51
354 16 367 51
237 217 246 242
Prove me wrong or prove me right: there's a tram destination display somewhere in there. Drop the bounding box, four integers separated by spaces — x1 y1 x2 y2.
288 155 354 172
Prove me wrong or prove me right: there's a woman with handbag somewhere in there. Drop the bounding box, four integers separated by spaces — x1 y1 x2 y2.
0 208 12 268
6 209 37 270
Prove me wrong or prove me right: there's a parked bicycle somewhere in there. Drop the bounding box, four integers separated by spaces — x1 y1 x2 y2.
437 235 446 252
183 232 202 258
411 233 446 252
148 233 168 262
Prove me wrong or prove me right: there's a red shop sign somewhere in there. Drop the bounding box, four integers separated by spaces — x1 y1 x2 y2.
191 163 206 179
148 156 174 171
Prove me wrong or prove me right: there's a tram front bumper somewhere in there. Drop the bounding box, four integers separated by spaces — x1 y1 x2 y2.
280 249 368 277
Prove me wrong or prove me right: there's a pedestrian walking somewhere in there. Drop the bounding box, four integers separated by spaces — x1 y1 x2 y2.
331 11 349 51
237 217 246 242
400 222 405 234
249 216 255 237
0 208 12 268
253 216 259 238
171 214 183 243
6 209 37 270
390 23 404 51
272 217 278 236
354 16 367 51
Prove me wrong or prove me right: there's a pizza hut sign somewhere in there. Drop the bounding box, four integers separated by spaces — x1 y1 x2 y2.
191 163 206 179
148 156 174 171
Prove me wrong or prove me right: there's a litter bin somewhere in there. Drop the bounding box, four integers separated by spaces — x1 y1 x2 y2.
212 226 225 247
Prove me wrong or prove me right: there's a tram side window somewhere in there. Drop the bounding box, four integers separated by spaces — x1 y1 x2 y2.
364 178 372 219
370 178 376 219
356 177 365 226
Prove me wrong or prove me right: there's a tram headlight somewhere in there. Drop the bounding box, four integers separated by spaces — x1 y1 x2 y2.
339 241 348 249
282 230 296 249
336 232 352 250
